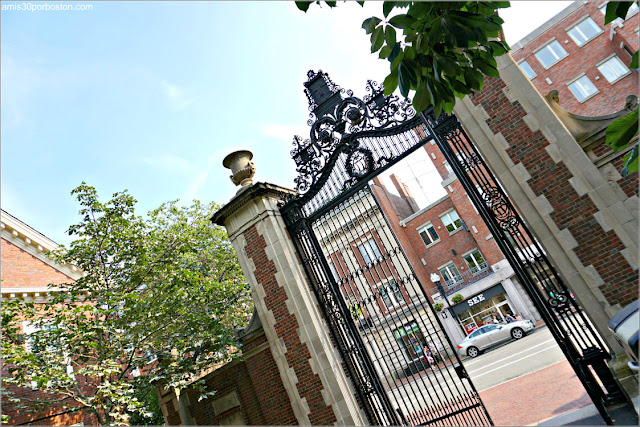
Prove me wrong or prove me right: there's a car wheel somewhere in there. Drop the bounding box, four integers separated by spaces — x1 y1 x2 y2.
467 346 479 358
511 327 525 340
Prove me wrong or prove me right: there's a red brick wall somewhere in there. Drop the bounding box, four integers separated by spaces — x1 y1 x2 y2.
468 76 638 307
1 239 74 288
511 2 638 116
243 224 336 425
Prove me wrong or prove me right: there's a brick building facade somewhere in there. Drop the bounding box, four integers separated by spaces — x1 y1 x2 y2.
1 210 91 426
511 1 638 116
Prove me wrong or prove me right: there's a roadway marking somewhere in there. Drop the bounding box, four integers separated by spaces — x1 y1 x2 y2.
468 345 561 379
463 338 556 371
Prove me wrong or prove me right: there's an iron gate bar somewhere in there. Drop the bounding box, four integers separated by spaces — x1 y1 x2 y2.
309 186 492 426
419 110 623 425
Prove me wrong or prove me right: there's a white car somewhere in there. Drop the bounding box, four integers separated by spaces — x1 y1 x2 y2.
457 320 535 358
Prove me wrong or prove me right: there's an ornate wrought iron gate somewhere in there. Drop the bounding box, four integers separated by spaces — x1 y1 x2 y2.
280 71 624 426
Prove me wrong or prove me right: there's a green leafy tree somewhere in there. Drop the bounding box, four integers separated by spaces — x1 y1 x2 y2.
603 1 638 175
1 183 252 425
297 1 511 115
297 1 638 175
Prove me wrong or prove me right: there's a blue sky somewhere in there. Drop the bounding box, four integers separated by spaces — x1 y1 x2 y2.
1 1 572 246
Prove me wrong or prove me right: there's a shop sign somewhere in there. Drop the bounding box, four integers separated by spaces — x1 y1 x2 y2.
467 294 486 307
450 283 506 315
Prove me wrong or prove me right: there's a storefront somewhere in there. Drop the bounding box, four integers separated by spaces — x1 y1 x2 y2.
449 283 516 335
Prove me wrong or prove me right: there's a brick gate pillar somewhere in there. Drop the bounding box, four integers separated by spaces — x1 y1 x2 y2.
452 54 638 352
212 182 365 426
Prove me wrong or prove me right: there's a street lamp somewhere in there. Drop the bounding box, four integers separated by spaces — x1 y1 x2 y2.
431 273 452 319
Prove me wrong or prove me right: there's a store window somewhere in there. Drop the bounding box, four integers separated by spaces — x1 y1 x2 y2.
534 40 568 69
393 320 427 362
463 250 488 274
455 286 516 335
439 263 462 287
597 56 630 83
567 17 602 46
567 75 599 102
378 280 405 310
418 223 439 247
518 60 537 79
358 238 382 264
440 210 462 233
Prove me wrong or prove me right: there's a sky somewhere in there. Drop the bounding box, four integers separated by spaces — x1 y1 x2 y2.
1 1 573 246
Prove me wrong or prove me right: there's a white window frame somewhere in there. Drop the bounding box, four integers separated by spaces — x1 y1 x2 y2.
518 60 537 79
440 210 463 234
567 16 603 47
417 222 440 247
378 279 404 310
567 74 599 103
596 55 631 84
533 39 569 69
358 238 382 264
462 249 487 274
438 262 462 286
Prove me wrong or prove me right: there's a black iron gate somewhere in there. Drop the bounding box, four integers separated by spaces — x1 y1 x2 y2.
280 71 625 426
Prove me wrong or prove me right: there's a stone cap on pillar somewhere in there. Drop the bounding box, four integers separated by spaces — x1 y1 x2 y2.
211 182 295 226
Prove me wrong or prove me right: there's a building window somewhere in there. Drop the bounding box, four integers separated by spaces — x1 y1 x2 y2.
393 321 427 362
567 17 602 46
567 75 599 102
440 210 462 233
518 60 537 79
464 250 488 274
358 238 382 264
534 40 568 69
328 261 339 281
597 56 630 83
418 223 439 247
439 263 462 287
378 280 404 309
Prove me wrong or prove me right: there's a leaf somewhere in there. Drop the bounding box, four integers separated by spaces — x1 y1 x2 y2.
385 25 397 46
474 59 500 78
295 1 311 12
398 60 417 97
630 51 638 69
324 1 337 7
388 14 416 29
388 42 402 63
383 1 396 17
606 109 639 151
489 40 508 56
413 82 432 113
621 143 638 176
371 26 385 53
604 2 621 24
362 16 382 34
464 67 483 91
615 1 633 21
383 70 399 95
379 45 392 59
357 1 365 6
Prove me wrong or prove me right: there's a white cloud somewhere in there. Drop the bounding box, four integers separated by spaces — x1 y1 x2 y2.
160 80 193 111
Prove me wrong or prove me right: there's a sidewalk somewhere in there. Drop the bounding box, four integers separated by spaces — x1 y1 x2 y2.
478 360 638 426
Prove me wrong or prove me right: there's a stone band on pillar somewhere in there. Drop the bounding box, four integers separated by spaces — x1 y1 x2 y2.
213 179 365 426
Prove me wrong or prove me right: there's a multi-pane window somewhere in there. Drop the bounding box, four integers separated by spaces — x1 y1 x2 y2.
378 280 404 309
464 250 487 274
393 321 426 362
567 75 598 102
567 17 602 46
518 60 537 79
440 210 462 233
597 56 630 83
534 40 568 68
358 238 382 264
439 263 462 286
418 223 439 247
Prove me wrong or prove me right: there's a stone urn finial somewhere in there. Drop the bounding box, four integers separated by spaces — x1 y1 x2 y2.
223 150 256 188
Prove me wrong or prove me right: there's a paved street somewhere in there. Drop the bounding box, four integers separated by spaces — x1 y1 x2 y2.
462 325 565 391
